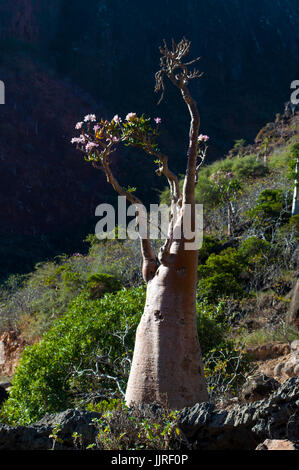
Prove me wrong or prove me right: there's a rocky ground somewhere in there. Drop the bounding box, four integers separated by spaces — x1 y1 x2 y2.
0 377 298 450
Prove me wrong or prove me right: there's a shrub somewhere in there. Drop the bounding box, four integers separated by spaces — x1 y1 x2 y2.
198 273 244 302
0 286 145 425
197 235 222 265
86 273 122 299
231 155 268 180
238 237 271 261
247 188 290 228
196 300 227 355
198 248 245 301
204 342 251 400
91 405 182 450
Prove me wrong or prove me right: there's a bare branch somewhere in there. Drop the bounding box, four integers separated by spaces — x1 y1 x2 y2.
155 37 202 104
155 37 203 205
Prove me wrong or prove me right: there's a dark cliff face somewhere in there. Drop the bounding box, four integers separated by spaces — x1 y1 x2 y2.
0 0 298 274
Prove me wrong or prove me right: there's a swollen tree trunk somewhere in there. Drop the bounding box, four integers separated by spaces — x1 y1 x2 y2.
125 212 209 408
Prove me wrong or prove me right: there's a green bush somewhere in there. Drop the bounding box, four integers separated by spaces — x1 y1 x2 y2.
0 286 145 425
247 189 290 227
238 237 271 261
198 248 245 301
231 155 268 179
197 238 275 302
198 235 222 264
198 273 244 302
196 300 227 355
86 273 122 299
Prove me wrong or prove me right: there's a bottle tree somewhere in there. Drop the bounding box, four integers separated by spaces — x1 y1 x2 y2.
72 38 209 408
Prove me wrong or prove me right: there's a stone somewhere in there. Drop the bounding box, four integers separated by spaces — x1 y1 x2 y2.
255 439 299 450
245 342 290 361
0 409 101 450
274 362 285 377
178 377 299 450
241 373 280 402
284 361 297 377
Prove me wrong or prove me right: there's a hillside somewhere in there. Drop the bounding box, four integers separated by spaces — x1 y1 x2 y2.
0 110 298 435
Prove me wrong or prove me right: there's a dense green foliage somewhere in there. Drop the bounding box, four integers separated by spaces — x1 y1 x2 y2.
0 287 145 424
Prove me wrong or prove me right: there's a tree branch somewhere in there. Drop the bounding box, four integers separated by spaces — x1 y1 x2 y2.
155 37 203 206
93 148 158 282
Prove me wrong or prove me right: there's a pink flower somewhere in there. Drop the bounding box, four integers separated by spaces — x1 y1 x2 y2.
93 125 101 132
86 142 99 151
226 172 234 178
84 114 96 122
154 117 162 124
112 115 122 123
125 112 137 121
75 121 83 129
198 134 210 142
71 135 85 144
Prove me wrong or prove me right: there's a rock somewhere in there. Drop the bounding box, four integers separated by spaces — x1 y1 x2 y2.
256 439 299 450
0 386 8 406
284 362 297 377
288 279 299 328
178 377 299 450
274 362 285 377
241 373 280 402
245 342 291 361
0 382 11 390
0 331 25 377
0 409 101 450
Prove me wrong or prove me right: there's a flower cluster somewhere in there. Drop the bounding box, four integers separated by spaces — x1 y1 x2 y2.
198 134 209 142
210 169 234 184
71 113 161 162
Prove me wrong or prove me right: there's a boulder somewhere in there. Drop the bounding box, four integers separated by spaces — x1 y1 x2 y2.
256 439 299 450
241 373 280 402
245 342 290 361
178 377 299 450
0 409 101 450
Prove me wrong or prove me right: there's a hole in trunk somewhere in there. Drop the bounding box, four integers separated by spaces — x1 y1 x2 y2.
154 310 164 321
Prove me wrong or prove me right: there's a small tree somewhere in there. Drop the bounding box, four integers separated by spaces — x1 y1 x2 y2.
72 38 209 408
209 170 242 236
